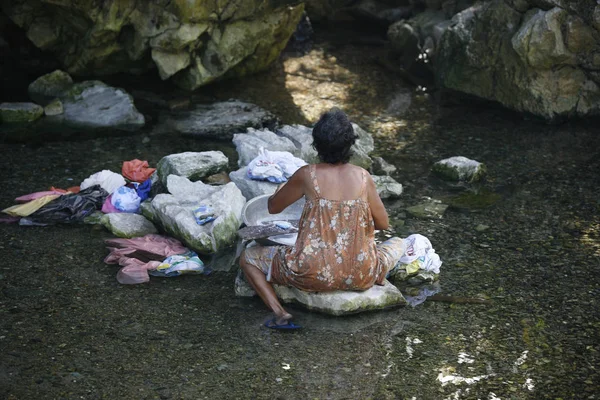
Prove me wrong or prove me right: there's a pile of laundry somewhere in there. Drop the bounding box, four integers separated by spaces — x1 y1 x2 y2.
1 159 155 225
247 148 306 183
104 234 211 284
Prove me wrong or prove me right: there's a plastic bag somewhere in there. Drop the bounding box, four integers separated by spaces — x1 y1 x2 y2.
111 186 141 213
80 170 126 194
149 251 211 278
398 234 442 274
26 185 108 224
247 148 307 183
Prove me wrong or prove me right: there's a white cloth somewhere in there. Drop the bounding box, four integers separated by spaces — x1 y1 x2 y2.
247 148 307 183
80 170 126 194
399 234 442 274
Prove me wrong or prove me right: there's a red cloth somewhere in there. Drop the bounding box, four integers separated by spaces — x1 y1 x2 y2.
122 159 156 183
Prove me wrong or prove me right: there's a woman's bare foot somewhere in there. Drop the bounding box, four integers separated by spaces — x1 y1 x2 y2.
275 312 293 325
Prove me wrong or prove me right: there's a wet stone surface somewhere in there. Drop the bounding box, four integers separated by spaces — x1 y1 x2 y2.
0 27 599 400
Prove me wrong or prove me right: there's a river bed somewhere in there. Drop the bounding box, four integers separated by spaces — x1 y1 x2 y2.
0 28 599 400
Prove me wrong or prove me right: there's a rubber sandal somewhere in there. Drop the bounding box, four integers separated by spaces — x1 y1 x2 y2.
264 318 302 330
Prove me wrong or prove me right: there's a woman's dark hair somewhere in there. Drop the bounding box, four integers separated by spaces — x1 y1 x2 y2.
312 108 358 164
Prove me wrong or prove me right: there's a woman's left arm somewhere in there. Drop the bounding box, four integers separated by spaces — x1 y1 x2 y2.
267 166 306 214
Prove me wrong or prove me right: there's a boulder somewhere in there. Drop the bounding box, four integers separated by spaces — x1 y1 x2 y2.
436 2 600 120
28 70 73 105
157 151 229 187
51 81 145 131
372 156 397 176
229 167 278 200
3 2 305 90
141 176 245 254
155 101 277 140
235 271 407 315
406 199 448 219
372 175 403 199
43 99 63 116
101 213 157 238
233 127 298 166
0 102 44 123
432 156 486 182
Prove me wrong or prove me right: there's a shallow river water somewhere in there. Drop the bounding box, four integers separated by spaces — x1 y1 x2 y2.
1 29 599 400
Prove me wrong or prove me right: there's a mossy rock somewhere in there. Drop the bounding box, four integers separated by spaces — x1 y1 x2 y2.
28 70 73 105
0 102 44 123
432 156 487 183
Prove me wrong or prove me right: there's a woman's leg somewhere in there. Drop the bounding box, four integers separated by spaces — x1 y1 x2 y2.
377 237 406 278
240 250 292 324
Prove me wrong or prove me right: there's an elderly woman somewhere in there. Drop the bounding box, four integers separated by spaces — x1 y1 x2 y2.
240 108 404 329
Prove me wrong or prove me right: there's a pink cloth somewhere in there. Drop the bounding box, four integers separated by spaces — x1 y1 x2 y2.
104 234 189 284
101 194 122 214
15 190 65 203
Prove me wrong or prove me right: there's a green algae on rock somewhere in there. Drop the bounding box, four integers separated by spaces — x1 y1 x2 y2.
28 70 73 105
101 213 158 239
0 102 44 123
432 156 487 183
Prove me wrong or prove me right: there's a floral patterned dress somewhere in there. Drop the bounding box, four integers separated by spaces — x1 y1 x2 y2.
267 165 386 291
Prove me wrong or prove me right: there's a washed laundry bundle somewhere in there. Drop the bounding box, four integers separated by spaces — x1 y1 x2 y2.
22 185 108 224
110 186 141 213
80 170 126 194
247 148 307 183
193 205 217 225
122 159 156 183
104 234 210 284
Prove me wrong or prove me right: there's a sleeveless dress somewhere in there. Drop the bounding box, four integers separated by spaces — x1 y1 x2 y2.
244 165 404 292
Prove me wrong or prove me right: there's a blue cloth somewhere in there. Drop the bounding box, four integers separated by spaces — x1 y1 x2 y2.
194 205 217 225
135 179 152 201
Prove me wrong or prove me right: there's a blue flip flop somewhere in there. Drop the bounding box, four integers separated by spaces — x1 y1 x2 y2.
264 318 302 330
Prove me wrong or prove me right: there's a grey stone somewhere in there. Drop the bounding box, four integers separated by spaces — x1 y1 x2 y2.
157 151 229 187
372 175 403 199
372 157 397 176
101 213 158 238
233 127 298 166
406 199 448 219
0 102 44 123
235 271 407 315
432 156 486 182
155 101 276 140
151 49 191 80
54 81 145 131
229 167 277 200
142 176 245 254
436 2 600 120
44 99 63 116
28 70 73 105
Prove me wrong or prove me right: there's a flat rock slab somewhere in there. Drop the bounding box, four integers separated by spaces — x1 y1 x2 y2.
54 81 145 131
406 200 448 219
157 151 228 186
229 167 277 200
373 175 403 199
101 213 157 238
235 271 407 315
433 156 486 182
0 102 44 123
156 101 277 140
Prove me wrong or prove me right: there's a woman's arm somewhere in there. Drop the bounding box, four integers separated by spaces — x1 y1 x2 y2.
366 174 389 230
267 166 306 214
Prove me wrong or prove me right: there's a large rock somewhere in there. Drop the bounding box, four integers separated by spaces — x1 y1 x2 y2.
101 213 157 238
432 156 486 182
50 81 145 131
141 176 245 254
157 151 228 187
229 167 278 200
235 271 407 315
372 175 403 199
3 1 304 91
0 102 43 123
233 127 298 166
155 101 277 140
436 1 600 120
28 70 73 105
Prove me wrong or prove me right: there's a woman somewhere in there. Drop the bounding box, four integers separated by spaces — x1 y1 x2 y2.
240 108 404 329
